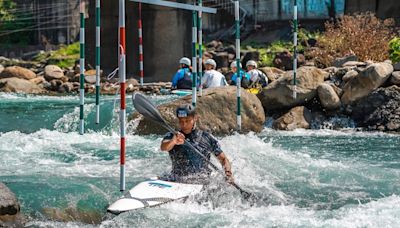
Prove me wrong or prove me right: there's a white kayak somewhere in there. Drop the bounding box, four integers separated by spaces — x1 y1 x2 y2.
107 179 204 214
170 89 192 96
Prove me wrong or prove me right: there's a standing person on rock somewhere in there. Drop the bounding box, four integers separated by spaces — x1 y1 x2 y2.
160 104 234 184
246 60 268 89
229 61 251 89
172 57 192 90
201 59 228 89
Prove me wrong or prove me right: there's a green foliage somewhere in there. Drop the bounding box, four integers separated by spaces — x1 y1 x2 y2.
389 37 400 63
34 42 79 69
258 41 303 67
0 0 34 44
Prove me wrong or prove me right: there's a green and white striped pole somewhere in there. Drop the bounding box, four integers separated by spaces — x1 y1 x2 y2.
191 8 197 106
79 0 85 134
235 0 241 131
95 0 101 124
198 0 203 96
293 0 298 99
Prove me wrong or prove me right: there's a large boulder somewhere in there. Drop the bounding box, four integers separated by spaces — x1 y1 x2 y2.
350 86 400 132
393 62 400 71
258 67 285 82
341 62 394 105
0 183 25 227
317 83 341 110
0 66 36 80
0 77 44 93
133 86 265 135
272 106 312 130
44 65 64 81
258 66 328 111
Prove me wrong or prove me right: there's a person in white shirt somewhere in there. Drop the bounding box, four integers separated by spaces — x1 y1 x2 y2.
246 60 268 88
201 59 228 89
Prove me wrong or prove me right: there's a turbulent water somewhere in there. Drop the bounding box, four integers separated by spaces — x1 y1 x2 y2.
1 93 399 227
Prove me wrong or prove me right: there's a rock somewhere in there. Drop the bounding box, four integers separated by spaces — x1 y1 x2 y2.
133 86 265 135
0 66 36 80
342 61 367 67
351 86 400 132
273 50 305 70
29 76 46 85
258 66 328 111
58 82 74 93
0 77 44 93
50 79 63 91
0 64 4 74
258 67 285 82
214 52 230 68
333 55 358 67
0 182 26 227
44 65 64 81
223 45 236 55
241 51 260 66
85 75 96 84
341 62 394 105
342 70 358 82
390 71 400 85
206 40 222 49
393 62 400 71
317 83 341 110
127 78 139 87
272 106 312 130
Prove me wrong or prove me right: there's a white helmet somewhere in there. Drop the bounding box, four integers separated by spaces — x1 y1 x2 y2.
230 61 242 68
205 59 217 68
179 57 191 66
246 60 257 68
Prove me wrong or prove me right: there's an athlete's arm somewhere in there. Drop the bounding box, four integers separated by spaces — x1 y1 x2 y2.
160 132 185 152
217 152 234 183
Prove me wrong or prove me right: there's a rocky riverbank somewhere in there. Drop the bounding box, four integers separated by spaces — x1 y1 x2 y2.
1 52 400 134
0 57 171 95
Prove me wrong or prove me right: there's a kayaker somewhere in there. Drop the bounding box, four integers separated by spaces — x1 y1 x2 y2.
201 59 228 89
172 57 192 90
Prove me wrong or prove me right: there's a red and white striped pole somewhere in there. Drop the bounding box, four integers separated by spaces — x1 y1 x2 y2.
119 0 126 192
138 3 144 86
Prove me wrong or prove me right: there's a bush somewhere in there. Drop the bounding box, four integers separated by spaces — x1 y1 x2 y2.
34 42 79 69
308 13 396 67
389 37 400 63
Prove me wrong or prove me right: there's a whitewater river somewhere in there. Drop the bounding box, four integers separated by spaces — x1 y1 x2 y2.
0 93 399 227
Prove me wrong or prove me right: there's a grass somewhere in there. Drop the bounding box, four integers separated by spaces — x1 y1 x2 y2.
34 42 79 69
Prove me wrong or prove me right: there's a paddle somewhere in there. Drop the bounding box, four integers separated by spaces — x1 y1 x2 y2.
132 93 256 201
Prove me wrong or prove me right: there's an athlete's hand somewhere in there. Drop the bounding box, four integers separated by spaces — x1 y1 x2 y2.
173 132 185 145
225 171 234 184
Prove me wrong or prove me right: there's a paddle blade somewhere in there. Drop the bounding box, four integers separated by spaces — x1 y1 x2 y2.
132 93 171 131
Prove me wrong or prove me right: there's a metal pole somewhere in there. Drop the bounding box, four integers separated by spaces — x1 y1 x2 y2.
95 0 101 124
79 0 85 135
235 0 241 131
198 0 203 96
138 3 144 86
191 6 197 106
293 0 298 99
119 0 126 192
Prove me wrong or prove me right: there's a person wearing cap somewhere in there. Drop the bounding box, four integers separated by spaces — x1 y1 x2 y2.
160 104 234 184
172 57 192 90
229 61 251 88
201 59 228 89
246 60 268 88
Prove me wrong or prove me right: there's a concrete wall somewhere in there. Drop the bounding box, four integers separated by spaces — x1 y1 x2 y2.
85 0 192 83
345 0 400 24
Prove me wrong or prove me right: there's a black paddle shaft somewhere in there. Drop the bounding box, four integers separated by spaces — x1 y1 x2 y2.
132 93 255 200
